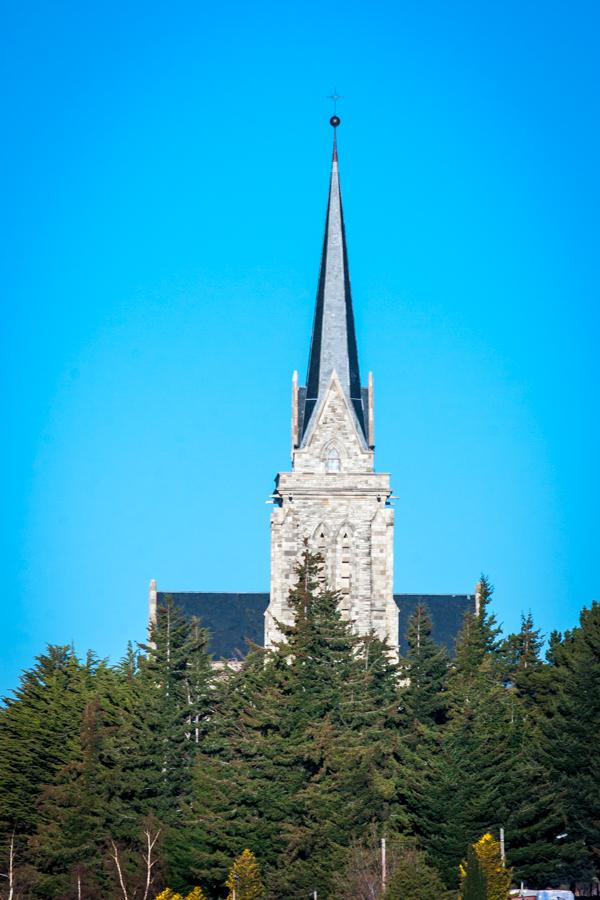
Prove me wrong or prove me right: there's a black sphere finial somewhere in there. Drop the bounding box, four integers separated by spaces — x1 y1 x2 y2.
330 115 341 128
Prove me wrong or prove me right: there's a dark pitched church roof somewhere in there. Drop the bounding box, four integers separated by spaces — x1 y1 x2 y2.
394 595 476 656
158 591 475 660
299 122 368 445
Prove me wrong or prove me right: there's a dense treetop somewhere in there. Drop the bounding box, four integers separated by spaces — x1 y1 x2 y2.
1 555 598 898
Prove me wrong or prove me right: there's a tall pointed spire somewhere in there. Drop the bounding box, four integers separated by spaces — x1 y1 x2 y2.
298 115 367 445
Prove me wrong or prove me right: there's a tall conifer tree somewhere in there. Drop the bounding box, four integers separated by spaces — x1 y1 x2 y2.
0 647 95 841
192 548 405 899
397 604 448 846
269 549 405 897
508 604 600 886
31 693 115 897
120 598 214 889
430 577 519 886
401 603 448 727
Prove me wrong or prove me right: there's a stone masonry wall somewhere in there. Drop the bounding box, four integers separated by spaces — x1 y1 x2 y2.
266 373 398 657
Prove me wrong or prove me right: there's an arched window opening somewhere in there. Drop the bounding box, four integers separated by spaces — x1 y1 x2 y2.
325 446 341 473
312 524 331 582
313 523 329 553
339 529 352 599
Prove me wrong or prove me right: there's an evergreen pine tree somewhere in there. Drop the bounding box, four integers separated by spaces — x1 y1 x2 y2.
401 603 448 727
30 690 116 897
269 549 405 897
460 842 486 900
383 838 450 900
460 834 511 900
397 604 448 846
499 613 544 708
190 644 296 894
0 647 94 842
225 849 265 900
545 602 600 882
455 576 501 673
503 629 584 887
508 604 600 887
501 612 543 675
0 645 102 895
132 598 212 825
192 548 405 899
112 598 215 890
429 577 519 887
497 619 579 887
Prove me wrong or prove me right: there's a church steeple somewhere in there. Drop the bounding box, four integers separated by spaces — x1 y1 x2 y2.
268 113 396 658
298 116 368 446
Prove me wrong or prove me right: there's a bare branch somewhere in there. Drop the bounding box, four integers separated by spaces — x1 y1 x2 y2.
109 839 130 900
0 831 16 900
141 829 161 900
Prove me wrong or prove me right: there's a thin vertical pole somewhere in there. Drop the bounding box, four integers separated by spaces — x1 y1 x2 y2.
500 827 506 865
381 837 387 892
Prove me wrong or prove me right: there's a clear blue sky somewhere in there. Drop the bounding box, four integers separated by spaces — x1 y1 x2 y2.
2 1 599 694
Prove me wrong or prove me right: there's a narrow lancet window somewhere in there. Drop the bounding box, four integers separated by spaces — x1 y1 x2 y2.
325 446 341 473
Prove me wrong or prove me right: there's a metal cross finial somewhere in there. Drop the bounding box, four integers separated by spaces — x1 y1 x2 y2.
327 88 343 114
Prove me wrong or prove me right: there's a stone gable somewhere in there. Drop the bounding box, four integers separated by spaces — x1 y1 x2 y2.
295 372 372 474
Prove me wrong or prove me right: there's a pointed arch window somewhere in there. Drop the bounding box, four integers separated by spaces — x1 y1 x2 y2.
325 445 341 473
339 529 352 597
334 525 354 620
312 523 331 582
314 524 329 553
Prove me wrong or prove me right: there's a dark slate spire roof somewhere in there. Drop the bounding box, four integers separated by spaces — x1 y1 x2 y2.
298 119 367 445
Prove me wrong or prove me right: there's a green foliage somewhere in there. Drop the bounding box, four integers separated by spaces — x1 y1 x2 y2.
111 599 215 889
133 598 214 827
427 580 520 886
454 576 501 674
397 605 449 848
269 551 406 897
30 692 116 897
460 842 487 900
547 603 600 879
507 603 600 886
401 603 448 728
1 572 599 897
189 645 296 894
0 606 214 897
0 646 97 839
192 547 406 899
499 612 545 711
383 838 450 900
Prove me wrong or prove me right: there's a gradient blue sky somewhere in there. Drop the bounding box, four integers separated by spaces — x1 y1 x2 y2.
2 1 599 694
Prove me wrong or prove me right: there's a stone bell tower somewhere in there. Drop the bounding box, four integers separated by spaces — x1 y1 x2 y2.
265 116 398 655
